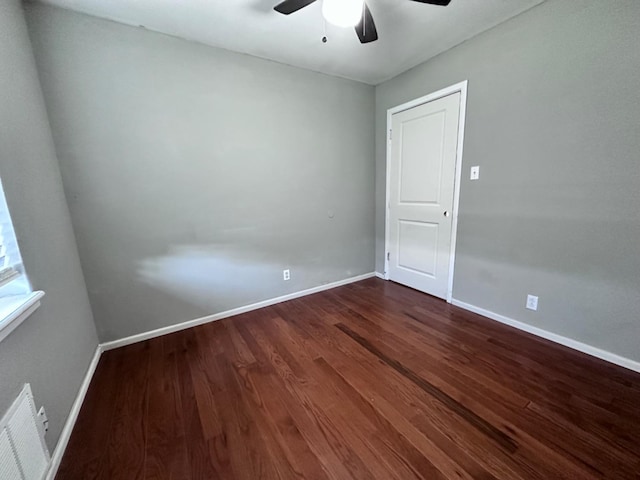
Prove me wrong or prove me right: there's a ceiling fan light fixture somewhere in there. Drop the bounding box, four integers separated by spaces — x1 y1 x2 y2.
322 0 364 28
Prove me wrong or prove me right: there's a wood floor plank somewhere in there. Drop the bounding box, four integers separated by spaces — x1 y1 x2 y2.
233 360 331 480
237 314 386 480
188 328 225 441
57 279 640 480
335 322 519 454
55 349 123 480
213 351 285 480
319 311 534 480
313 356 490 480
103 342 151 480
143 336 190 480
325 294 639 477
275 299 499 480
174 330 221 479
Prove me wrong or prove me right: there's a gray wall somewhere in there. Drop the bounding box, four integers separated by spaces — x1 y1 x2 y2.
26 4 375 342
376 0 640 361
0 0 98 451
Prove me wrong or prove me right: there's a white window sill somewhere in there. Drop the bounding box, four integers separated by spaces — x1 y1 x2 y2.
0 291 45 344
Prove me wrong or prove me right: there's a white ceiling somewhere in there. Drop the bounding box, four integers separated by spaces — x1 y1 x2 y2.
38 0 545 85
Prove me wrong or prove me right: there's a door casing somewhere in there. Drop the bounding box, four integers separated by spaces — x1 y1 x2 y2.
384 81 468 303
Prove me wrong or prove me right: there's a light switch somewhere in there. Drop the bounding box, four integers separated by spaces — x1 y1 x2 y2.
470 166 480 180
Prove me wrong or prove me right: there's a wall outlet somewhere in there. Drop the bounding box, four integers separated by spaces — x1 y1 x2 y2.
526 294 538 311
470 166 480 180
283 269 290 281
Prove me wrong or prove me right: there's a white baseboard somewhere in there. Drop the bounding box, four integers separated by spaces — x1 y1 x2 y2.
46 345 103 480
375 271 386 280
101 272 376 351
451 299 640 374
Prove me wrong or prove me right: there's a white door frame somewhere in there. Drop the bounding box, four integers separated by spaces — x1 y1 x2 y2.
384 80 468 303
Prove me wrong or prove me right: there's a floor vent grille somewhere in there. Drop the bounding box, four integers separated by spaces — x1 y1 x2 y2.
0 384 50 480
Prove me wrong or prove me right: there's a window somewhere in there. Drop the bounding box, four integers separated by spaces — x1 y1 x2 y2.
0 179 44 344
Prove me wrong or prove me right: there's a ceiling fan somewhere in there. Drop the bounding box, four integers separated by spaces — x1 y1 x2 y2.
273 0 452 44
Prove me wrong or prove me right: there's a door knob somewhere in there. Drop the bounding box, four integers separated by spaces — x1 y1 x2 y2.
444 211 450 217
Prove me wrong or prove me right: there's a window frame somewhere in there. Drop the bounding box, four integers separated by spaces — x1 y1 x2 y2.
0 291 45 343
0 179 44 344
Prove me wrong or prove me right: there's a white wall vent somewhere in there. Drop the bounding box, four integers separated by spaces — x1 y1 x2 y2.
0 384 50 480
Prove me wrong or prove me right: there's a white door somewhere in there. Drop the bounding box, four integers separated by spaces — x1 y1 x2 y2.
388 92 461 299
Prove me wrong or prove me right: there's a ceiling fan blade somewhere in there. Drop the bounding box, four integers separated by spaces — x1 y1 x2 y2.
410 0 452 5
355 3 378 44
273 0 317 15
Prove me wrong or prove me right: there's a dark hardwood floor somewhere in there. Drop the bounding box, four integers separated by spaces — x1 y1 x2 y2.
56 278 640 479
